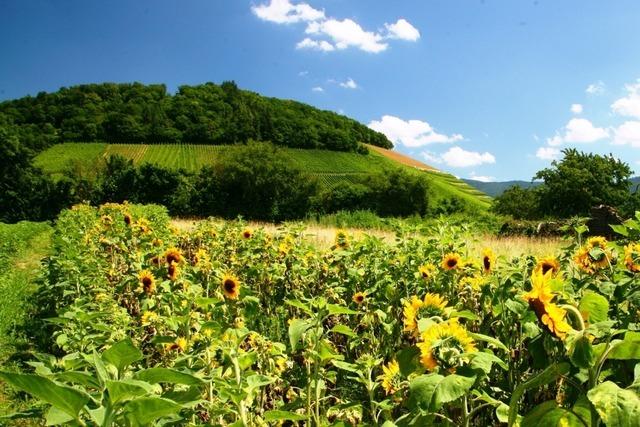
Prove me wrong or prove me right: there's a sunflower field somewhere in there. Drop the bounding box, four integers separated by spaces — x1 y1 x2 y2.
2 203 640 426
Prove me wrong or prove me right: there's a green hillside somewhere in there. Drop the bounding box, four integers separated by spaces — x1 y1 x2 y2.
35 143 491 210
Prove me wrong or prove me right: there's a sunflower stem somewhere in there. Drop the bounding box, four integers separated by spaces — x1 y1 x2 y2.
560 304 585 331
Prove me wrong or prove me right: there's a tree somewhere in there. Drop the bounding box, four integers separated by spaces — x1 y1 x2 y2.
492 186 541 219
534 149 632 217
0 127 59 222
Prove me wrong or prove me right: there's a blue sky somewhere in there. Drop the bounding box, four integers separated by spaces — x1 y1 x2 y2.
2 0 640 181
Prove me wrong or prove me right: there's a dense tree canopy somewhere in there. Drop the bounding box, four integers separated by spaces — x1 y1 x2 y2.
534 149 632 217
493 149 635 219
0 81 392 152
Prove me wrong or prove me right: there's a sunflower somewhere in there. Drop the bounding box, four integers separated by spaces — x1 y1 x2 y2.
124 213 132 225
141 311 159 326
164 247 182 265
334 229 349 249
222 275 240 299
403 293 449 336
522 269 555 306
534 256 560 276
624 243 640 273
195 248 212 272
539 302 573 340
417 319 477 371
574 237 611 274
152 238 163 247
481 248 495 274
352 292 366 305
166 337 188 352
523 270 573 340
442 253 461 271
242 228 253 239
377 360 401 395
138 270 156 295
459 275 486 292
418 264 437 281
168 261 180 281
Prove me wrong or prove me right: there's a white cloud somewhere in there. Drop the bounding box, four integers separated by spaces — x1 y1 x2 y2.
298 70 309 76
339 78 358 89
571 103 583 114
311 86 324 92
536 146 561 160
252 0 324 24
368 115 463 148
546 118 609 146
253 0 419 53
469 173 495 182
296 37 335 51
586 81 605 95
612 121 640 147
385 18 420 41
611 79 640 119
441 146 496 168
306 18 387 53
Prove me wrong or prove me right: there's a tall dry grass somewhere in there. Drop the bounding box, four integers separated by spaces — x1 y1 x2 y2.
171 219 563 258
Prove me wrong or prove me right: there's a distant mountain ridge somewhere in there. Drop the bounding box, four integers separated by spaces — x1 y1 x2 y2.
464 177 640 197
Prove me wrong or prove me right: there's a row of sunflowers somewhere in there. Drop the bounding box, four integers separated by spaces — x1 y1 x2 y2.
1 203 640 426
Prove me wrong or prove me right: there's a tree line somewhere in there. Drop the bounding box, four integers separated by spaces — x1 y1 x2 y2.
0 132 430 223
0 81 391 153
492 149 640 219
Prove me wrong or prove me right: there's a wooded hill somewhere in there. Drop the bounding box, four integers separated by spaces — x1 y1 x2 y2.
0 81 392 152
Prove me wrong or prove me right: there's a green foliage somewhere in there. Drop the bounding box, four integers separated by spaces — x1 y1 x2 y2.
0 81 392 151
193 142 318 221
4 205 640 425
535 148 633 217
492 185 541 220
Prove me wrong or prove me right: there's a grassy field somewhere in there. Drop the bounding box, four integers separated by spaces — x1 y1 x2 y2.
0 221 52 421
35 143 492 211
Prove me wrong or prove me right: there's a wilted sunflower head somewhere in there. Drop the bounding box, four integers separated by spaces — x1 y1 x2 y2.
442 253 461 271
417 319 477 371
168 261 180 281
481 248 495 273
138 270 156 295
352 292 366 305
377 360 402 395
625 243 640 273
222 275 240 299
534 256 560 276
164 248 182 265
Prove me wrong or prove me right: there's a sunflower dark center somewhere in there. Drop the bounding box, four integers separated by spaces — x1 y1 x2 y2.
541 263 553 274
224 279 236 293
447 259 457 268
167 254 179 264
142 277 152 287
483 257 491 271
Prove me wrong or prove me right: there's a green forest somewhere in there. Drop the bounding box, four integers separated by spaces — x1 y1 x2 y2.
0 81 391 152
